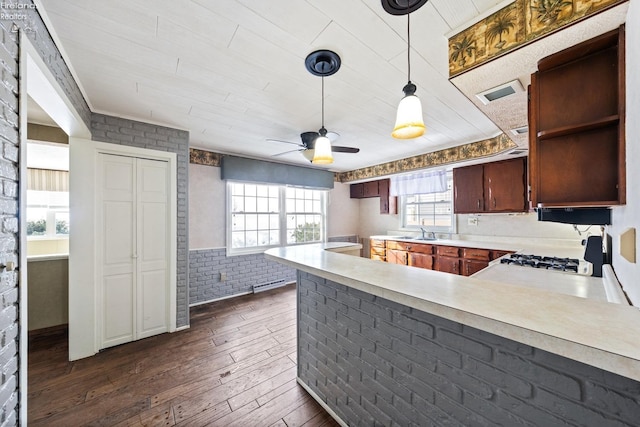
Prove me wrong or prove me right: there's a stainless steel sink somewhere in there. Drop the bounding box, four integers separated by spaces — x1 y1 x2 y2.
392 236 437 241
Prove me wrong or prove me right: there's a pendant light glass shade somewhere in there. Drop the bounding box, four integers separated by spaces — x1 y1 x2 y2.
312 75 334 165
312 132 333 164
392 6 425 140
392 82 425 139
302 149 315 162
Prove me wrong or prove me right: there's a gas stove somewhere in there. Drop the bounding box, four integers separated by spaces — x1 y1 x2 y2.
500 253 591 275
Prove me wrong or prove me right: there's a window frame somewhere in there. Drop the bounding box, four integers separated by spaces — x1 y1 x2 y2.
226 181 328 256
400 171 456 234
26 189 70 241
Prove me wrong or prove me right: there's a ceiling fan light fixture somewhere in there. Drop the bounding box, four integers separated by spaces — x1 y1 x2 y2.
312 128 333 164
392 82 425 139
302 149 314 162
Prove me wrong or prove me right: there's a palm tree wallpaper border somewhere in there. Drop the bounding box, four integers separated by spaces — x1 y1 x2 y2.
190 133 516 183
448 0 627 77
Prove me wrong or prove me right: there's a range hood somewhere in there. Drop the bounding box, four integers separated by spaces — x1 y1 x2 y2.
536 207 611 225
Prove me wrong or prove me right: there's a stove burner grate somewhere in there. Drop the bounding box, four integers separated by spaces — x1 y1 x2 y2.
500 254 580 273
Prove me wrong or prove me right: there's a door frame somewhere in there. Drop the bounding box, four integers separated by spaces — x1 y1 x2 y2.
69 140 177 360
19 33 93 422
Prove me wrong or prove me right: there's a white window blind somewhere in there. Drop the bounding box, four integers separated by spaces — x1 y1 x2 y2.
27 168 69 192
390 170 446 196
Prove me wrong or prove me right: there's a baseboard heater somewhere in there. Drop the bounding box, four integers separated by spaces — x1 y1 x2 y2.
252 279 287 293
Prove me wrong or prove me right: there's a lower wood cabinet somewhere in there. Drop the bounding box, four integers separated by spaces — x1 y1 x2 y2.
408 252 434 269
462 259 489 276
375 239 514 277
370 239 386 261
387 249 408 265
434 255 459 274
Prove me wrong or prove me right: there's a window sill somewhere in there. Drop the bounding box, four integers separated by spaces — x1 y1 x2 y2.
27 253 69 262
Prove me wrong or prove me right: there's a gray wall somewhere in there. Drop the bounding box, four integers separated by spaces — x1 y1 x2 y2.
27 258 68 330
188 235 358 305
0 21 20 425
91 113 190 327
189 249 296 304
298 271 640 426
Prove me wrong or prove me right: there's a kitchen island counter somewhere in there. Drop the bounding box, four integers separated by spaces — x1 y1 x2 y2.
265 243 640 382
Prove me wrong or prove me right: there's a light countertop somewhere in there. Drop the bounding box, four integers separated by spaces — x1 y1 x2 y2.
471 263 607 300
369 235 586 258
265 242 640 382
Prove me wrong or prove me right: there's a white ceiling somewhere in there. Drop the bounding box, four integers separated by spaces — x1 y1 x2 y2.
33 0 535 171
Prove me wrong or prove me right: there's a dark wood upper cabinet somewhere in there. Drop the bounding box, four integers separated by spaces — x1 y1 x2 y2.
363 181 380 198
529 25 625 207
453 157 527 214
349 183 364 199
484 158 527 212
453 164 484 214
350 178 396 215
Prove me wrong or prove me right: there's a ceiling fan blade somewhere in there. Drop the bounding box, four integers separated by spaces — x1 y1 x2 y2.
266 138 305 148
331 146 359 153
272 148 304 157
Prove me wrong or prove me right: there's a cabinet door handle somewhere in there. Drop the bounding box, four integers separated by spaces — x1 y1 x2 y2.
477 199 481 209
493 198 497 207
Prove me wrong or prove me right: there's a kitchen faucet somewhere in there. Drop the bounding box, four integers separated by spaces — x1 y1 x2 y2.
420 227 436 240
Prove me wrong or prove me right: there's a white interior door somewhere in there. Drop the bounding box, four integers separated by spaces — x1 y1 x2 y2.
136 158 169 339
97 154 169 349
98 154 136 348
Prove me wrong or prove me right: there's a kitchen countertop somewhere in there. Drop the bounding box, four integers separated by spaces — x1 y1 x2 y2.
265 242 640 382
471 262 608 301
369 234 587 258
371 234 626 301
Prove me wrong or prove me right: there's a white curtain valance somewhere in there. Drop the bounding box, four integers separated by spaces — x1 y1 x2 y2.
27 168 69 192
390 170 446 196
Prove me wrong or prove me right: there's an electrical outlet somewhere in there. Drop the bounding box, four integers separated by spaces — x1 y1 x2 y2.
220 272 226 281
468 217 478 226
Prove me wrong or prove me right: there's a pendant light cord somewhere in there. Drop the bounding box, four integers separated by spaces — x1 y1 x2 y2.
321 76 325 129
407 5 411 83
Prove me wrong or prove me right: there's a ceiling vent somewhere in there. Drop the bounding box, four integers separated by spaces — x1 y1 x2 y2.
508 148 528 156
510 126 529 135
476 79 524 105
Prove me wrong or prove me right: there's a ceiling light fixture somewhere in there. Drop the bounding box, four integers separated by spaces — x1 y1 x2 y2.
385 0 427 139
305 50 342 165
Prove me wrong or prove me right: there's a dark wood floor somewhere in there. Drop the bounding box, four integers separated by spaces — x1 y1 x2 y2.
28 284 340 426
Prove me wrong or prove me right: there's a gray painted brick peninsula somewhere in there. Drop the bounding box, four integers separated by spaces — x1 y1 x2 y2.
297 271 640 426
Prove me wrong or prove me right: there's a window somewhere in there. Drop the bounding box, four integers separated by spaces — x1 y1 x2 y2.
228 182 326 254
402 172 454 232
26 190 70 238
286 187 324 244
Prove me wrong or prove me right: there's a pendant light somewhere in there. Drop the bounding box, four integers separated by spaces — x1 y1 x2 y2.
305 50 341 165
391 1 426 139
312 76 334 164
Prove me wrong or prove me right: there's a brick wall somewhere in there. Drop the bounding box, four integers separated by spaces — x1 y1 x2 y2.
91 113 190 327
298 271 640 426
189 248 296 304
0 17 19 426
327 235 359 243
